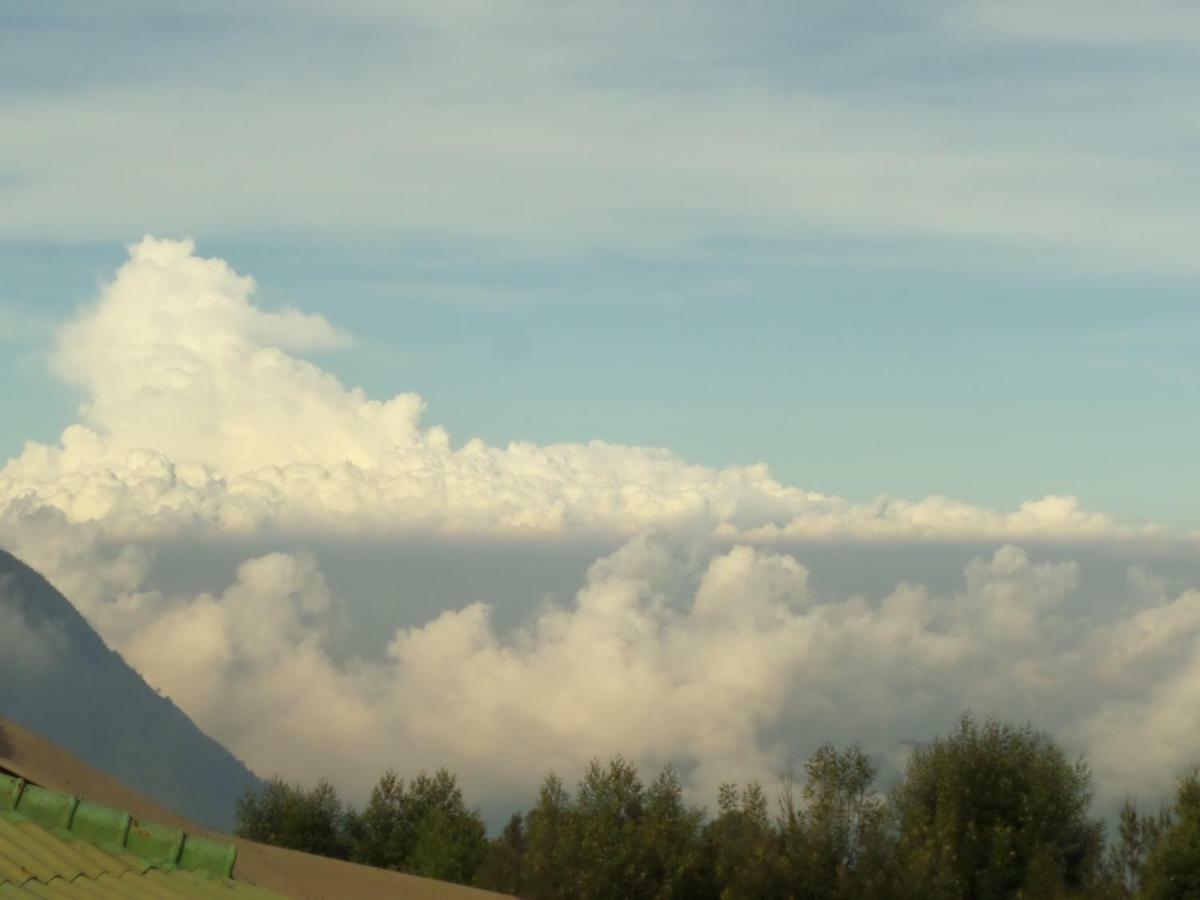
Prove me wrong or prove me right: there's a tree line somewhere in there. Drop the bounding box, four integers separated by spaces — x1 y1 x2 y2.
234 713 1200 898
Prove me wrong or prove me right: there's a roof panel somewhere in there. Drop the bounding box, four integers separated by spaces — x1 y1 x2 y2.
0 821 57 883
0 773 282 898
107 871 177 900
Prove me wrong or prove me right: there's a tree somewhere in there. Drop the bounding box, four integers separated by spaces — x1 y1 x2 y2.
406 802 487 884
234 776 349 859
350 767 487 884
351 769 407 870
779 744 894 899
891 714 1104 899
703 780 786 899
573 756 649 898
475 813 527 895
638 766 707 898
1101 798 1172 898
1141 770 1200 899
524 773 578 899
523 758 705 899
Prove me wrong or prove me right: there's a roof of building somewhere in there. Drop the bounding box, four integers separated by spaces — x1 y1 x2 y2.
0 769 283 897
0 716 514 900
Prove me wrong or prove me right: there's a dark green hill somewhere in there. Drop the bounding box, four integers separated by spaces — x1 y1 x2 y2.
0 548 262 829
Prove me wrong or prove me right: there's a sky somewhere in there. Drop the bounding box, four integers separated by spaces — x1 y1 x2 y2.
3 1 1200 827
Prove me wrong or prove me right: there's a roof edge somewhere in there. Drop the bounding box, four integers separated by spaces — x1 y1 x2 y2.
0 770 237 878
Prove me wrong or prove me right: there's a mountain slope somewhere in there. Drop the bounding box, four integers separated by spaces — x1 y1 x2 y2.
0 548 262 829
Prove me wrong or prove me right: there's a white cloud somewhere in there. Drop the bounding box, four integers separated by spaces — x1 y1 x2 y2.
0 508 158 643
14 527 1197 819
718 494 1153 543
0 238 1167 544
118 553 376 771
2 238 1195 820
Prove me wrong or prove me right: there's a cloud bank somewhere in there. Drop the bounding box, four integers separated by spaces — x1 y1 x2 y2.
0 238 1164 544
10 524 1200 821
2 238 1196 824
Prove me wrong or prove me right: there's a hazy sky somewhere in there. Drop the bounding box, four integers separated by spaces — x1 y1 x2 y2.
3 2 1200 826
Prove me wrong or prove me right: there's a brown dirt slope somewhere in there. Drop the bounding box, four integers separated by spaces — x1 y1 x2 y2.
0 715 514 900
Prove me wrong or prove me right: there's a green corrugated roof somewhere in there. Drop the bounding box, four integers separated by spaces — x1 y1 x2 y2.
0 772 284 898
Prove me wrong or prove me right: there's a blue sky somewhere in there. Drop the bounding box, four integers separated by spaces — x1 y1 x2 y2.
4 2 1199 527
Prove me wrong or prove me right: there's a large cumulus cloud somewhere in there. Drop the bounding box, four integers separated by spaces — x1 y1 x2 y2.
14 527 1200 820
0 237 1164 542
2 238 1197 823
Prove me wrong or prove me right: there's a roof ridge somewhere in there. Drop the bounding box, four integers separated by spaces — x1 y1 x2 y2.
0 770 237 879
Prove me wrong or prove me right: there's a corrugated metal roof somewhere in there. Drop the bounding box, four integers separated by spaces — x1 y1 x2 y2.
1 717 516 900
0 772 284 898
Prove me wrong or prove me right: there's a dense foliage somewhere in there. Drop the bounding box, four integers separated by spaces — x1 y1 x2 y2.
346 767 488 882
234 713 1200 899
891 715 1104 898
1140 772 1200 900
235 777 348 859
